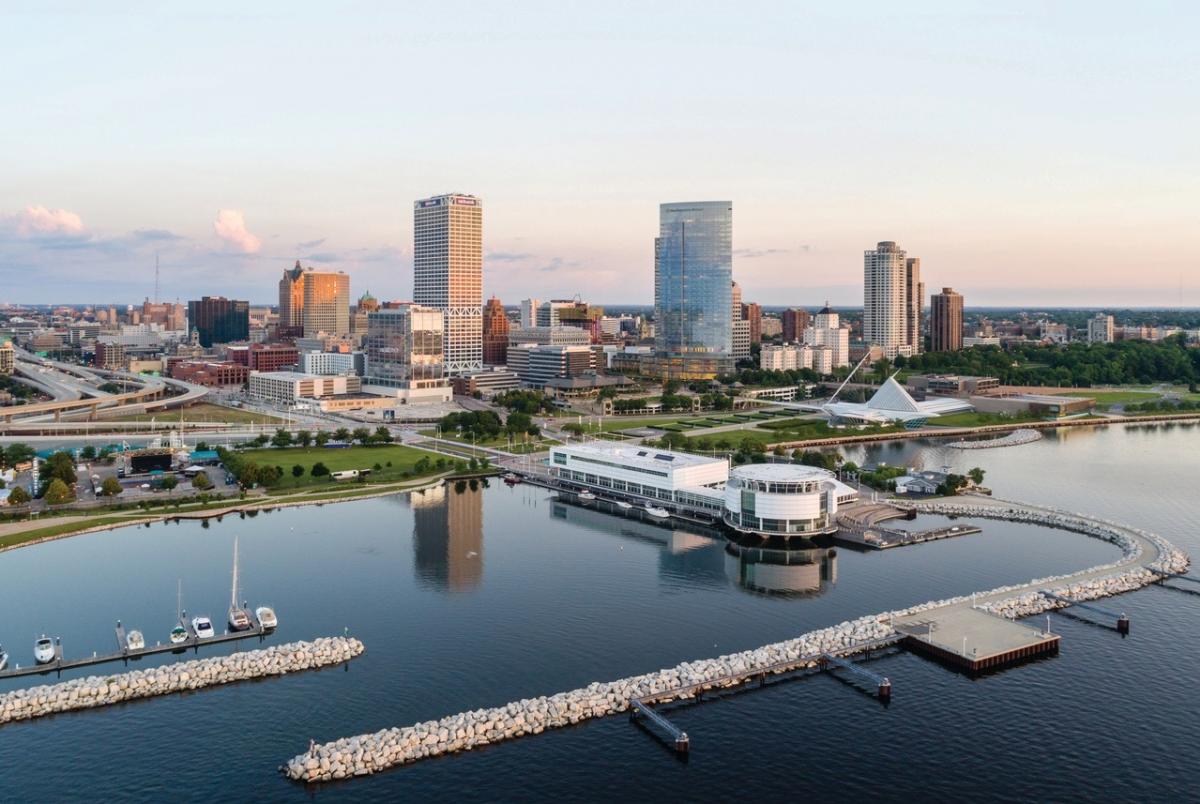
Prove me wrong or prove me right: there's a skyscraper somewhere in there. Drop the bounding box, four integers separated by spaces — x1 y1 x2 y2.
187 296 249 347
362 303 451 402
482 296 510 365
278 262 306 335
302 270 350 337
930 287 964 352
414 193 483 375
520 298 540 329
651 201 734 379
863 241 922 359
781 308 811 343
731 281 751 359
742 301 762 344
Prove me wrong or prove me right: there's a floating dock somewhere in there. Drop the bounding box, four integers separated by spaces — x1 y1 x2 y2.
895 607 1060 672
837 523 982 550
0 616 275 681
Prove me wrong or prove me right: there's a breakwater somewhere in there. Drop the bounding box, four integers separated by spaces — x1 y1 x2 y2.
283 501 1188 784
948 428 1043 449
0 637 363 725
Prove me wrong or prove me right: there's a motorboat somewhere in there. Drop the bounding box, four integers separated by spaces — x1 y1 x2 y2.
125 629 145 651
170 624 188 645
255 606 278 630
0 643 8 672
577 490 596 502
503 473 521 485
616 500 633 510
191 616 215 639
34 636 55 664
643 505 670 519
170 580 188 644
227 536 253 632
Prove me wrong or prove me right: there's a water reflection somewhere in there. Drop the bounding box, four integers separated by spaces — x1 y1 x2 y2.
410 482 484 592
724 541 838 596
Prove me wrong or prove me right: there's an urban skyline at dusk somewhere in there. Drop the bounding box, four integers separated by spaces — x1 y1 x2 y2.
3 3 1197 306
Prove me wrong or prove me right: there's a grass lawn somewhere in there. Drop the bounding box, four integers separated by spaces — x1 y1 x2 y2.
240 444 444 489
0 516 129 549
1063 390 1160 405
682 420 902 449
103 402 284 425
926 411 1043 427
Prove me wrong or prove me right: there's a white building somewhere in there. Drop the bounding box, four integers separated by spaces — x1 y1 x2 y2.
507 326 591 347
731 281 751 360
549 442 728 515
1087 313 1115 344
759 343 835 375
723 464 857 537
247 371 361 404
823 376 972 427
300 351 363 376
802 305 850 368
414 193 483 375
864 241 923 359
520 298 541 329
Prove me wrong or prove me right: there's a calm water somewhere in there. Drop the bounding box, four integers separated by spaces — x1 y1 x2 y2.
0 422 1197 802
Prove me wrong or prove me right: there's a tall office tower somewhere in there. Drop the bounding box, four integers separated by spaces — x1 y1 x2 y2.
864 241 922 358
651 201 734 379
535 300 575 327
482 296 510 365
1087 313 1115 344
187 296 249 347
362 303 451 402
930 287 964 352
742 302 762 343
731 281 751 359
301 270 350 337
278 262 307 335
414 193 483 375
520 298 540 329
781 308 811 343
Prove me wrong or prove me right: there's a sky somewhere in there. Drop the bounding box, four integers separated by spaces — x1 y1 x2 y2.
1 1 1197 307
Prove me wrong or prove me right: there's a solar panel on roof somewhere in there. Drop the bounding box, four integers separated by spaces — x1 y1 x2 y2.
654 454 675 461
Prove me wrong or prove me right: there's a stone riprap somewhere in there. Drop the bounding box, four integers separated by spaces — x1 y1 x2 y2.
0 637 363 725
948 428 1043 449
283 501 1189 784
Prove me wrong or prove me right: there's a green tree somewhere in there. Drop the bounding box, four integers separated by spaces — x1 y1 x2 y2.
311 462 330 477
161 475 179 492
40 451 78 488
44 478 74 505
296 430 313 448
352 427 372 445
271 429 293 449
80 445 97 460
3 443 35 467
315 430 331 447
468 457 478 471
7 486 31 505
192 471 213 491
333 428 351 442
373 426 393 444
414 456 432 474
292 464 305 478
253 434 270 447
968 467 986 485
195 441 210 451
100 476 123 496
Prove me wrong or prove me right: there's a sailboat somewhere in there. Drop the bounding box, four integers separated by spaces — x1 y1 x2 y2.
227 537 252 632
170 580 188 644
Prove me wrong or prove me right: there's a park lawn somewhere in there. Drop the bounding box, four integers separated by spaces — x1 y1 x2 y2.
926 411 1042 427
1063 390 1160 405
0 516 129 549
240 444 444 488
103 402 284 425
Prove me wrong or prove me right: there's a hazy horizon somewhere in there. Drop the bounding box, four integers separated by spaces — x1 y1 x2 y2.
3 3 1197 307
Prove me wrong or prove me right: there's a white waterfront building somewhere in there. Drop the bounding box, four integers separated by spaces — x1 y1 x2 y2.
549 442 729 514
723 464 857 537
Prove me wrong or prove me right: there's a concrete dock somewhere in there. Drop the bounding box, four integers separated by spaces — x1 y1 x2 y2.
896 607 1060 672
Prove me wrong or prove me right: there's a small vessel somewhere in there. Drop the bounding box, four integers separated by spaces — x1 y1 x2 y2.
255 606 278 630
643 504 670 519
577 490 596 502
170 580 188 644
191 616 215 639
227 536 252 632
503 473 520 485
616 500 633 510
34 636 55 664
0 643 8 672
125 629 145 651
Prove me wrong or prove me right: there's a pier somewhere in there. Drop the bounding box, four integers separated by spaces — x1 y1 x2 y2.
837 522 982 550
896 606 1060 673
0 619 275 681
1041 591 1131 634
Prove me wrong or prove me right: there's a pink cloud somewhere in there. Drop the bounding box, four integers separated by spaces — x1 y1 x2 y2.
212 209 261 253
12 205 85 237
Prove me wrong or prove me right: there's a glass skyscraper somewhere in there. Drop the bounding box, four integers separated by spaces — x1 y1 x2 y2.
651 201 734 379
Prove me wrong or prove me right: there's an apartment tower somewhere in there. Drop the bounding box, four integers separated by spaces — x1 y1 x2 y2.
414 193 483 375
863 241 923 358
930 287 964 352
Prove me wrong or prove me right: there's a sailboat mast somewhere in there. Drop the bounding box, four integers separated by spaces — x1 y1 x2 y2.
230 536 239 610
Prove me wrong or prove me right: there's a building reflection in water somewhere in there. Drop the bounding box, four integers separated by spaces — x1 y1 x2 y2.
723 539 837 596
410 479 484 592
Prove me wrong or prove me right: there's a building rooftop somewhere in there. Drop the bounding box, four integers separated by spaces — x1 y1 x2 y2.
553 441 724 471
729 463 838 482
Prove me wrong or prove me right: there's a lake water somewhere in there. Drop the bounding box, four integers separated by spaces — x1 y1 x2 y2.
0 421 1197 802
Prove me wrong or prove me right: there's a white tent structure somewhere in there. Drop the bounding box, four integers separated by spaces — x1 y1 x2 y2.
822 376 972 428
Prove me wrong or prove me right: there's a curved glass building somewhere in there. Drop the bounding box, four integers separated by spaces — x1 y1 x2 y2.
650 201 734 379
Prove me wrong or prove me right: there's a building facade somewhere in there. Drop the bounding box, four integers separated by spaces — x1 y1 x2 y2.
363 304 452 403
652 201 734 378
863 241 922 359
247 371 361 403
731 281 751 360
300 350 364 376
302 271 350 337
507 326 591 347
781 308 810 343
482 296 510 365
802 305 850 367
1087 313 1115 344
414 193 483 375
742 302 762 344
187 297 249 347
930 287 964 352
723 464 857 538
169 360 249 387
278 262 307 336
506 344 597 387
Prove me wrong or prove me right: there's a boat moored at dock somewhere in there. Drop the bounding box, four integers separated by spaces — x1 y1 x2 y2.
34 637 55 665
255 606 278 630
191 617 215 639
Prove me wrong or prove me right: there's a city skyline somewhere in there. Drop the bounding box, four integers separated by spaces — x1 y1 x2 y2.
2 4 1197 307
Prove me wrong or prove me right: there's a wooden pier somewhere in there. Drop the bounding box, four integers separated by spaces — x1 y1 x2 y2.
0 616 275 681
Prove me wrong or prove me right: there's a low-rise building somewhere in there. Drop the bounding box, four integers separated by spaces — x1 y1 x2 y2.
300 350 365 376
723 464 857 537
169 360 249 387
450 367 522 396
970 393 1094 418
247 371 362 404
908 374 1000 398
507 344 598 387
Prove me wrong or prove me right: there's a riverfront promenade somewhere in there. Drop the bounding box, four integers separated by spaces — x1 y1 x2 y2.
282 495 1189 784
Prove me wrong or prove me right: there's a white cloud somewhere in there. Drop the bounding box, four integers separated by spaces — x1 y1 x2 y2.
212 209 261 253
10 205 85 237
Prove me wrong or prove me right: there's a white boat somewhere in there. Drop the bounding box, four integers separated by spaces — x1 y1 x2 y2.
255 606 278 629
170 580 188 644
616 500 633 510
227 536 252 632
643 505 670 519
191 616 215 639
34 636 55 664
125 629 145 651
577 490 596 502
0 644 8 672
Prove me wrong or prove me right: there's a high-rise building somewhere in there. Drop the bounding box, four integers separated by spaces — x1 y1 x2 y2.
650 201 734 379
414 193 483 375
302 271 350 337
482 296 510 365
863 241 922 359
362 303 452 403
930 287 964 352
731 281 751 359
781 308 811 343
278 262 307 336
520 298 540 329
803 305 850 367
1087 313 1115 344
742 302 762 344
187 296 249 347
